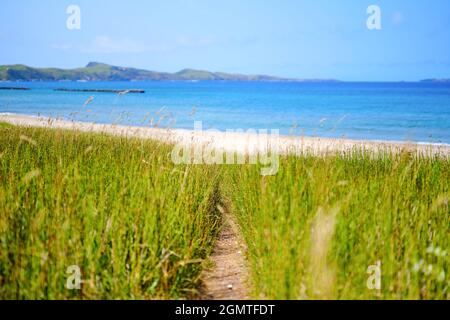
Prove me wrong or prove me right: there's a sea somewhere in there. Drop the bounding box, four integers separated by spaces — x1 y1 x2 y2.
1 81 450 144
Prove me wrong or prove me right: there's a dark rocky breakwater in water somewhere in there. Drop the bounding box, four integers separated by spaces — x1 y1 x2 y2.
54 88 145 94
0 87 30 91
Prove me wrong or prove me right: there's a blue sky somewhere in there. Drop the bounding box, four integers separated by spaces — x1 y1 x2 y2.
1 0 449 81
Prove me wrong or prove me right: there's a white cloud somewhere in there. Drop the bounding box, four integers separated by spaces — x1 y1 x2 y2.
81 36 149 53
392 12 405 25
176 35 216 47
51 43 74 51
52 36 168 54
52 35 217 54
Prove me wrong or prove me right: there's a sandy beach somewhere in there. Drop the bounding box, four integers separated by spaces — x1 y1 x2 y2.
1 113 449 158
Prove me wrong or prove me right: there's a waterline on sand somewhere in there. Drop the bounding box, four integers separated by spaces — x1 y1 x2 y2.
1 113 449 159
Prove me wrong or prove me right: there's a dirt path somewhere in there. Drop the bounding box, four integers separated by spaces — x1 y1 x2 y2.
199 206 250 300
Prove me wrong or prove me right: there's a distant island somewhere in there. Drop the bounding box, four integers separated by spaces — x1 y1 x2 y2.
420 78 450 83
0 62 338 82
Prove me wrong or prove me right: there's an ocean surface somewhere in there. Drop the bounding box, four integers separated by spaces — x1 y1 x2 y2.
1 81 450 144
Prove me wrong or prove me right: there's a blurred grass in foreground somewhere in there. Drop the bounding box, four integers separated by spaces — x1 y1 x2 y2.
1 123 448 300
0 124 221 299
225 152 449 299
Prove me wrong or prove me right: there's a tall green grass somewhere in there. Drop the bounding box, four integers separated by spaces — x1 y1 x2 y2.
225 152 449 299
0 125 221 299
1 123 448 300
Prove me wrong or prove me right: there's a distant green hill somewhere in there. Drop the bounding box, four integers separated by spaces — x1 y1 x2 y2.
420 78 450 83
0 62 337 82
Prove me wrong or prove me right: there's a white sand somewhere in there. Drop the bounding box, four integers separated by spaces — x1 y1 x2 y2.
1 113 449 158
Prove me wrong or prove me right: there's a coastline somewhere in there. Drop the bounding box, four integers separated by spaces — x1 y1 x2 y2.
1 113 449 157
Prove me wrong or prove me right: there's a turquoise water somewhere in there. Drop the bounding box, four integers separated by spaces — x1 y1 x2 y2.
1 81 450 144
